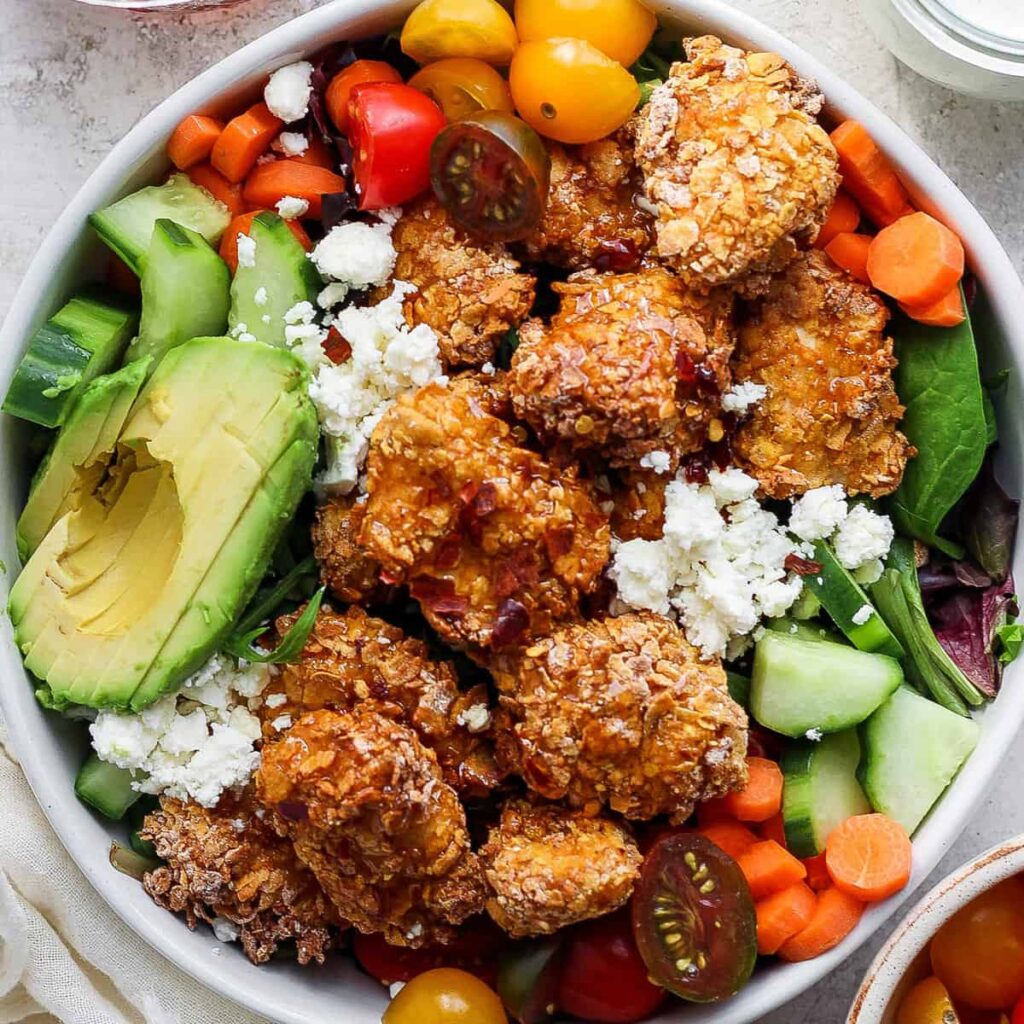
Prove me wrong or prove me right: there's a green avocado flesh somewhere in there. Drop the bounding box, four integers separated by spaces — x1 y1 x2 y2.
8 337 318 711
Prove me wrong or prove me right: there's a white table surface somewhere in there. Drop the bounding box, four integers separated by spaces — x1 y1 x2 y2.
1 0 1023 1021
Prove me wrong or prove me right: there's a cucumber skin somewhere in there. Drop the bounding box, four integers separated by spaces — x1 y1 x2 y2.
74 753 141 820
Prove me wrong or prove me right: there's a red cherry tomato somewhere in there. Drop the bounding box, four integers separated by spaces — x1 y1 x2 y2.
1012 995 1024 1024
557 910 667 1023
347 82 447 209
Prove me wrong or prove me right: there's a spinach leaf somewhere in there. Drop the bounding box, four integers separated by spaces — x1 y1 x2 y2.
997 620 1024 664
224 586 325 664
889 295 987 559
233 554 318 638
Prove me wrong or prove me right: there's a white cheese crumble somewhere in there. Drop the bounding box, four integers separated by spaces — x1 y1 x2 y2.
276 130 309 157
833 503 895 570
311 220 398 289
276 195 310 221
253 287 268 307
211 917 241 943
318 282 350 310
851 604 874 626
721 381 768 414
264 61 313 124
236 233 257 269
270 714 293 732
805 727 823 742
639 450 672 475
263 691 288 709
853 558 885 586
789 485 849 542
455 704 492 733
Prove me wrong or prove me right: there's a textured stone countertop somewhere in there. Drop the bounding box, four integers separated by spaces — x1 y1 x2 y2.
1 0 1024 1021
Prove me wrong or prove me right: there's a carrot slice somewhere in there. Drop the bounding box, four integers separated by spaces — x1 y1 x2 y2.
719 757 784 823
824 232 872 285
291 132 336 169
760 812 787 848
211 102 284 184
830 120 914 227
737 840 807 900
900 286 966 328
243 159 349 219
167 114 224 171
698 821 760 861
866 211 965 306
777 887 865 962
802 853 832 893
188 162 247 217
825 813 912 902
756 882 817 955
325 59 403 133
814 190 861 249
219 210 313 273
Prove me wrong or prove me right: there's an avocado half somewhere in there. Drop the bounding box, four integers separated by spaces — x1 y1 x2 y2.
8 336 318 711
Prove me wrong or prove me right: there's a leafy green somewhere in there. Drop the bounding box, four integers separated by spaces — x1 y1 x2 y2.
996 620 1024 665
223 585 325 664
630 41 674 107
232 555 318 638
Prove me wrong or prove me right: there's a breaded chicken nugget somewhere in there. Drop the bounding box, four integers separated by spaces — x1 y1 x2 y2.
609 468 669 542
312 494 384 604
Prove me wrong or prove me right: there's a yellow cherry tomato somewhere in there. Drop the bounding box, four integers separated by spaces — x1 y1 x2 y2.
401 0 518 66
409 58 514 120
896 976 960 1024
509 38 641 145
382 968 507 1024
514 0 657 67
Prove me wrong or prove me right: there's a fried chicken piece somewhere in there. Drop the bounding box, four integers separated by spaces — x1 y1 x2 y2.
609 468 668 542
509 268 733 465
491 612 747 822
521 134 653 271
633 36 839 290
480 800 642 937
360 381 611 650
733 250 914 498
387 196 536 368
261 605 499 796
141 789 340 965
257 707 487 946
447 368 514 422
312 494 383 604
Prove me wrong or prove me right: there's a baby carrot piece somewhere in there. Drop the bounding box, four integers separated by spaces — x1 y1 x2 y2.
737 840 807 900
760 812 787 848
900 286 966 328
777 887 865 962
698 820 760 860
825 813 912 902
219 210 312 273
867 211 965 307
802 853 832 893
824 232 872 284
720 757 784 823
756 882 817 955
243 159 349 219
814 190 861 249
211 102 284 183
167 114 224 170
188 162 247 217
830 120 914 227
292 132 336 169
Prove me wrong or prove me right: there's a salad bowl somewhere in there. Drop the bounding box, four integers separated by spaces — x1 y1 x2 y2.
1 1 1023 1023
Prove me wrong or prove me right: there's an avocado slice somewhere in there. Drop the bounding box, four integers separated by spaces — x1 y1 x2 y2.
8 337 318 711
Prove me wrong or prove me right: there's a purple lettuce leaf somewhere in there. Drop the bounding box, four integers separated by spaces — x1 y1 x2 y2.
963 456 1019 583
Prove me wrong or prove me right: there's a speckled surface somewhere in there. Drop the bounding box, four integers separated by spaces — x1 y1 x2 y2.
1 0 1023 1020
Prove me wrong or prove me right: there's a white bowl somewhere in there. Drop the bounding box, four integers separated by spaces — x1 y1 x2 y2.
848 835 1024 1022
2 2 1023 1022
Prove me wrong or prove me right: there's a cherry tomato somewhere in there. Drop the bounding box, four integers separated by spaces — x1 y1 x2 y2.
931 878 1024 1010
557 910 667 1023
509 38 640 145
430 111 550 241
348 82 446 209
497 937 566 1023
383 968 507 1024
401 0 518 66
1014 996 1024 1024
514 0 657 67
896 976 960 1024
409 58 514 120
325 59 403 133
632 833 757 1003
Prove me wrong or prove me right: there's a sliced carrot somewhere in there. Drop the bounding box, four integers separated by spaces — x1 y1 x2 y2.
802 853 832 893
760 812 787 848
325 59 403 132
291 132 336 169
824 232 872 285
188 162 247 217
756 882 818 955
777 887 865 962
219 210 313 273
830 120 914 227
167 114 224 171
243 159 349 219
698 820 760 861
900 286 966 328
814 190 861 249
719 757 783 823
867 211 965 306
737 840 807 900
211 102 284 184
824 813 912 902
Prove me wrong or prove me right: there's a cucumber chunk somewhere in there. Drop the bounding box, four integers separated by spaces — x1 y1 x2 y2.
228 212 321 347
75 752 141 820
89 173 231 275
2 288 138 428
765 617 845 645
125 219 231 367
781 730 870 857
859 685 979 834
750 631 903 738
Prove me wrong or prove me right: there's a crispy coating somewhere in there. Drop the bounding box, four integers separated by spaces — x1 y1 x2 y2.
141 790 339 965
387 196 536 368
733 250 914 498
509 268 733 465
261 605 499 796
521 134 653 271
609 468 668 542
360 381 611 650
257 707 487 946
480 800 642 937
492 612 748 822
312 494 383 604
633 36 839 290
447 368 514 422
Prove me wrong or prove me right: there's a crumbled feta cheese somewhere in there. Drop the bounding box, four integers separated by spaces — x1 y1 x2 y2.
834 504 894 570
254 286 268 307
318 282 350 310
261 313 272 325
851 604 874 626
211 917 241 943
276 195 310 220
853 558 885 586
271 714 293 732
805 727 823 742
790 485 849 542
263 691 288 709
276 131 309 157
456 704 492 733
312 220 397 289
236 233 256 269
481 361 496 376
264 61 313 123
721 381 768 414
229 321 256 343
639 450 672 474
284 300 317 325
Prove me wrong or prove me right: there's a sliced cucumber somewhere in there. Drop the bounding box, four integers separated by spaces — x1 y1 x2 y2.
765 617 845 645
789 588 822 621
228 212 321 347
726 670 750 709
750 630 903 738
2 288 138 429
859 685 979 834
127 798 159 858
75 752 141 820
125 219 231 367
781 730 870 857
89 173 231 275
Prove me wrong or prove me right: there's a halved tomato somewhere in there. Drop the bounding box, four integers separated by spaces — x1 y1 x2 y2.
409 58 514 120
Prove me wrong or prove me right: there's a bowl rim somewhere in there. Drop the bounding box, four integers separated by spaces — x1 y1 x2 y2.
2 1 1024 1022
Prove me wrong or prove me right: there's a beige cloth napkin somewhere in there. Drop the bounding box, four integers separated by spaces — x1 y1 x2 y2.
0 725 271 1024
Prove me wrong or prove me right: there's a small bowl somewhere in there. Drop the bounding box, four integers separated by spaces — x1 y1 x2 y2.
848 835 1024 1023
